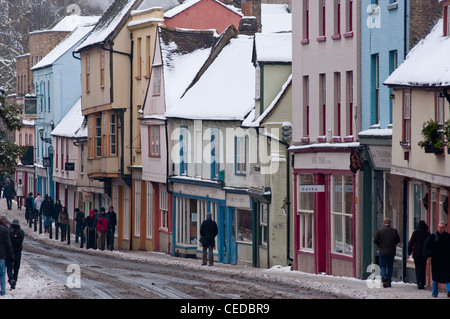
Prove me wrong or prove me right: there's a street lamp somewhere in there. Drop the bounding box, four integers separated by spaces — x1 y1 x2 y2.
38 127 52 144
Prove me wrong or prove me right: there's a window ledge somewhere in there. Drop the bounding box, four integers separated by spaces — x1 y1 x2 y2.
316 36 326 42
301 38 309 45
387 2 398 10
343 31 354 38
331 34 341 40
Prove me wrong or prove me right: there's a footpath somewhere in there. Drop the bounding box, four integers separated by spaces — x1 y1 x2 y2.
0 199 447 300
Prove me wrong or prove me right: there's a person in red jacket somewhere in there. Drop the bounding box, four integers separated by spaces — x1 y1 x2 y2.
96 208 109 250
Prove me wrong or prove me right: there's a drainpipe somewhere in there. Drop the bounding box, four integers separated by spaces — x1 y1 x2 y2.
101 39 134 250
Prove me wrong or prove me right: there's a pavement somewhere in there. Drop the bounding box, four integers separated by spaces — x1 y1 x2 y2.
1 198 449 300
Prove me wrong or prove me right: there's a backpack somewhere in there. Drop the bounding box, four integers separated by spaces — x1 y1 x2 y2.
10 228 23 251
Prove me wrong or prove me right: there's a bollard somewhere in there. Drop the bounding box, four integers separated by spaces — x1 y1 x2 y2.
55 222 59 241
67 223 71 245
39 213 42 234
33 213 37 232
49 220 52 239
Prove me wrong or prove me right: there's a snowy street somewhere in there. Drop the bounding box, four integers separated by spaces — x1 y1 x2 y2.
0 199 446 301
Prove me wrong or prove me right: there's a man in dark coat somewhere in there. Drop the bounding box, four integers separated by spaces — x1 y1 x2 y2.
6 219 24 290
408 220 430 290
0 216 14 296
424 221 450 297
41 195 54 233
200 212 218 266
373 218 400 288
2 179 15 210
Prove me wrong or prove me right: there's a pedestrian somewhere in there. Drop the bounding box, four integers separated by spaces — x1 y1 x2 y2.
25 192 34 225
58 206 69 242
106 206 117 250
96 208 109 250
199 212 218 266
6 219 24 290
373 217 400 288
3 179 15 210
15 179 24 210
408 220 430 290
74 208 86 244
53 199 62 238
424 221 450 297
0 216 13 296
85 209 97 249
41 195 54 233
34 193 43 216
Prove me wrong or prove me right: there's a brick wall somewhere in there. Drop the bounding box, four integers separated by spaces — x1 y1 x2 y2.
16 55 30 97
409 0 442 49
27 30 70 93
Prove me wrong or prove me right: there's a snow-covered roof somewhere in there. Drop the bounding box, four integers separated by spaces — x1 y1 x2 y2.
165 33 255 121
384 19 450 88
254 32 292 63
157 26 218 117
75 0 141 52
31 20 99 71
51 15 101 32
164 0 242 19
261 3 292 33
51 98 85 138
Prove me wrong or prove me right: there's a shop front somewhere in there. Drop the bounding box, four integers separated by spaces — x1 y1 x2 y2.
292 145 360 278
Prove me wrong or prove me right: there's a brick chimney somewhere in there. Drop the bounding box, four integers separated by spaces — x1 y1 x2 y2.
241 0 261 33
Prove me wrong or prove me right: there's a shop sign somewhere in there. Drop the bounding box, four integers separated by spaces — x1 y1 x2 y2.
299 185 325 193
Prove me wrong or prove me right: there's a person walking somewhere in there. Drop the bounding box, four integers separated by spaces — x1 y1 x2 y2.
6 219 24 290
424 221 450 297
96 208 109 250
25 192 34 226
200 212 218 266
41 195 54 233
3 179 15 211
373 217 400 288
85 210 97 249
408 220 430 290
53 199 62 239
0 216 13 296
58 206 69 242
74 208 86 244
106 206 117 250
15 180 24 210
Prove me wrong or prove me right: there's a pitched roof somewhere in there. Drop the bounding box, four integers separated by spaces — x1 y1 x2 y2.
31 20 99 71
158 25 219 115
51 98 84 138
254 32 292 63
164 31 255 121
75 0 143 52
384 19 450 88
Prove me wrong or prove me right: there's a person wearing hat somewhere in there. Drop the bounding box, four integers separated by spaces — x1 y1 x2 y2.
0 216 13 295
6 219 23 290
200 212 218 266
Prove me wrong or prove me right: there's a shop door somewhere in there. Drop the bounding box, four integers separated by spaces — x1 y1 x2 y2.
219 207 237 264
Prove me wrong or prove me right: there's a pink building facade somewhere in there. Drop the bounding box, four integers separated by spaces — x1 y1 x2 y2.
291 0 362 278
164 0 242 34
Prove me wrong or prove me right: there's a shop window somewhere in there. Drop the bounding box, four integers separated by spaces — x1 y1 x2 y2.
331 174 353 255
260 204 268 246
237 209 252 243
298 174 315 251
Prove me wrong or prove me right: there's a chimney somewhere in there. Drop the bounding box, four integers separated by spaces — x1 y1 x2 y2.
241 0 261 33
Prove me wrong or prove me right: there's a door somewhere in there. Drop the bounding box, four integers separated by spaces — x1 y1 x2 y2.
219 207 237 264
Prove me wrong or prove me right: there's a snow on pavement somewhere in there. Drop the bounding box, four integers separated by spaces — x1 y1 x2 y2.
0 200 447 299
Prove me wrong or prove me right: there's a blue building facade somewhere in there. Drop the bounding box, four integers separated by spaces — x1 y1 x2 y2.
359 0 408 281
32 22 97 200
361 0 407 130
